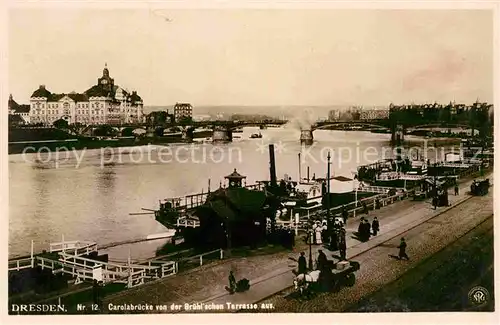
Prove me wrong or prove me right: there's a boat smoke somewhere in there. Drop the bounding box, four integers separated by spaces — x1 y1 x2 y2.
283 107 320 131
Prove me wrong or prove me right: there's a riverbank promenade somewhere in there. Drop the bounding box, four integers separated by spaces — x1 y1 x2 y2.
104 175 492 312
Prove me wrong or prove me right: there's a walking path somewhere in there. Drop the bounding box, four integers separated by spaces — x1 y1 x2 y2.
257 189 494 312
103 175 490 313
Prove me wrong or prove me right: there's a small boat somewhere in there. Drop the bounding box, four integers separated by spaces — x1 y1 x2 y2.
250 132 262 139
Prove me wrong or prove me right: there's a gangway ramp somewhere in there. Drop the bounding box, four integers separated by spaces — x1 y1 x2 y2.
9 238 178 289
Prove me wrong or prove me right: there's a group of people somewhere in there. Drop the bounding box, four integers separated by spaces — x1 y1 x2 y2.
297 249 331 275
357 216 380 242
308 218 348 260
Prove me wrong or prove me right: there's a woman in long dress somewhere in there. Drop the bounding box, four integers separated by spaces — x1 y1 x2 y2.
315 223 323 245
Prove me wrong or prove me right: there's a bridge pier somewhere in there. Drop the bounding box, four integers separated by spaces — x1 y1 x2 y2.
391 125 404 145
213 126 232 143
146 127 156 138
181 127 194 142
300 129 314 146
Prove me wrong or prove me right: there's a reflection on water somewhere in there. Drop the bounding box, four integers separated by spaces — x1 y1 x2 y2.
9 127 452 260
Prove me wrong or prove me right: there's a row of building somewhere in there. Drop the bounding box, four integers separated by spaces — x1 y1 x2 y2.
388 101 492 114
327 100 491 122
8 65 192 126
328 107 390 122
9 64 145 126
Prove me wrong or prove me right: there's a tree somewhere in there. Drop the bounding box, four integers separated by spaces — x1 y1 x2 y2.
121 127 135 137
147 111 169 126
93 125 115 137
154 127 165 137
177 116 193 126
53 118 69 129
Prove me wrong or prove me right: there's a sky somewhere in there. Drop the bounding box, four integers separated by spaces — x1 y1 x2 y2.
8 8 493 107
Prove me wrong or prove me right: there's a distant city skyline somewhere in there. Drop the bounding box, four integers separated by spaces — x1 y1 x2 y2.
9 9 493 107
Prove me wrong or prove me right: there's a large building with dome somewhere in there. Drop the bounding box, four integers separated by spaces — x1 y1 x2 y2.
29 64 144 125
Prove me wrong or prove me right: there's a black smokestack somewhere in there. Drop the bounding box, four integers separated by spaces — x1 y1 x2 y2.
269 144 277 187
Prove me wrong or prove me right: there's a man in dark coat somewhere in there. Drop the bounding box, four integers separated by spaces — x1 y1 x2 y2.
397 237 410 260
341 206 348 224
362 219 371 241
454 184 459 195
317 249 328 271
92 279 100 307
338 229 347 260
298 252 307 274
357 217 365 238
372 217 380 236
228 271 237 294
329 227 338 251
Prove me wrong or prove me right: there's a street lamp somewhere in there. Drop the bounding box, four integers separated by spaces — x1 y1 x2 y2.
326 151 331 229
352 172 358 219
308 228 313 270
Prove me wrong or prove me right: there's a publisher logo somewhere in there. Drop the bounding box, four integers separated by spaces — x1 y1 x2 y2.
468 286 489 306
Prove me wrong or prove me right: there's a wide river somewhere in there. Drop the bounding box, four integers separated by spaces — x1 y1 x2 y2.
9 126 452 260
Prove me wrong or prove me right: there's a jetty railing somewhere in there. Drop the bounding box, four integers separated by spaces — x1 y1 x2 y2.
376 172 427 181
176 217 200 228
8 257 34 271
293 188 412 228
49 240 98 256
176 249 224 271
160 183 265 211
36 256 62 271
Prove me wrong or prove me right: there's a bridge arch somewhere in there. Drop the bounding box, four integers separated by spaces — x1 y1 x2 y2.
409 123 477 130
312 121 390 131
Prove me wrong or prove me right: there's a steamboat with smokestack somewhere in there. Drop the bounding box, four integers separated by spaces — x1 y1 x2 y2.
152 144 316 250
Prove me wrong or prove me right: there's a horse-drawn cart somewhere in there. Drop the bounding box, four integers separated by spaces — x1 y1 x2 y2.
293 260 360 298
471 179 490 196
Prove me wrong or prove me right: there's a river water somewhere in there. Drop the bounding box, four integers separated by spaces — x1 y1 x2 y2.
9 127 453 260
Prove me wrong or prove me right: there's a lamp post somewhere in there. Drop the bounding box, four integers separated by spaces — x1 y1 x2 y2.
298 153 302 183
308 228 313 270
352 172 358 219
433 171 437 210
326 151 331 228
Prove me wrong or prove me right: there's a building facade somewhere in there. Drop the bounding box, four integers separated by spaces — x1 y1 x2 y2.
29 64 144 125
173 103 193 122
8 94 31 124
359 109 390 120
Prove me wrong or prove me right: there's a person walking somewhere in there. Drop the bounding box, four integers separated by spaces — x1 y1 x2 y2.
317 249 328 271
338 229 347 261
372 217 380 236
341 205 348 224
92 279 101 309
454 184 459 196
329 227 338 251
397 238 410 260
357 217 365 238
298 252 307 275
361 219 371 241
315 222 323 245
228 271 237 294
